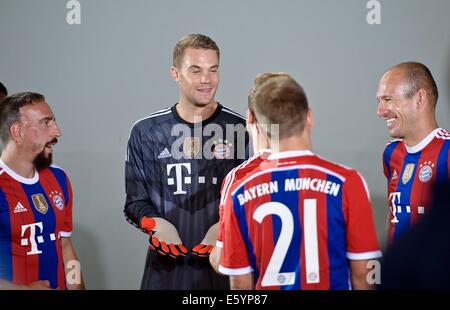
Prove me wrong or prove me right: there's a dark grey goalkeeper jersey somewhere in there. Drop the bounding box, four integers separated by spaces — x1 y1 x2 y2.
124 103 249 290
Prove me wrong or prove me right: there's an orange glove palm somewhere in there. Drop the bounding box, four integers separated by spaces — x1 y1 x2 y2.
141 217 188 259
192 222 218 257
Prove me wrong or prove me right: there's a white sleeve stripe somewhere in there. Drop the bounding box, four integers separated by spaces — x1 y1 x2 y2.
356 171 371 202
220 152 267 205
220 168 237 205
347 250 382 260
127 108 172 140
60 231 72 238
222 107 246 120
218 265 253 275
216 240 223 248
219 173 231 205
222 171 233 196
223 171 236 200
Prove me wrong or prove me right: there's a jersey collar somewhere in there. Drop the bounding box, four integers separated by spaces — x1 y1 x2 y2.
405 128 441 154
268 149 314 160
172 102 223 127
0 159 39 184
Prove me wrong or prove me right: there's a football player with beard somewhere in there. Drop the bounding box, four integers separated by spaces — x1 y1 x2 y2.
0 92 84 290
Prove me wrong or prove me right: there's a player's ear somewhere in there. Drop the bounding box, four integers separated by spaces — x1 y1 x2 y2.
171 66 179 82
306 108 313 129
10 122 24 145
415 88 427 110
247 108 256 126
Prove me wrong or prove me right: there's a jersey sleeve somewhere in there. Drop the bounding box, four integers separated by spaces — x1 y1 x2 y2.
343 171 382 260
124 124 161 230
216 172 232 248
382 147 389 179
216 204 224 248
447 147 450 179
218 189 253 276
60 172 73 237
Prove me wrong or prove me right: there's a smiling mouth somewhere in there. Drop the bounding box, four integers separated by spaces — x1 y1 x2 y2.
386 117 398 128
198 88 212 94
45 138 58 149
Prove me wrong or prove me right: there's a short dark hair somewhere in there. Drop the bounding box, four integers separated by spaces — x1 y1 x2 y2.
249 73 309 139
0 82 7 96
393 62 439 106
0 92 45 145
173 34 220 68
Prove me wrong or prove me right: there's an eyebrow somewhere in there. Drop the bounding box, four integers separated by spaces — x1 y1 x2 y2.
376 93 392 98
39 116 55 123
188 65 219 70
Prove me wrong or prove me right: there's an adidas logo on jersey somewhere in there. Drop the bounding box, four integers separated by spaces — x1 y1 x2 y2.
391 169 398 180
158 148 172 159
14 202 27 213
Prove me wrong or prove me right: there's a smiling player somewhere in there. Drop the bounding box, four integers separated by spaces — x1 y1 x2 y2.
377 62 450 244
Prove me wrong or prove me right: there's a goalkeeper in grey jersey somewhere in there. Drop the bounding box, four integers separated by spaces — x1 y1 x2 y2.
124 34 249 290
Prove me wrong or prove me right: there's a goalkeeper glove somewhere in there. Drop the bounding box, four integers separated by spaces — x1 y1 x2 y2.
140 216 188 259
192 222 218 257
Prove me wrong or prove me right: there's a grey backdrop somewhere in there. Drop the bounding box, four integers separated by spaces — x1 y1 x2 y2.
1 0 449 289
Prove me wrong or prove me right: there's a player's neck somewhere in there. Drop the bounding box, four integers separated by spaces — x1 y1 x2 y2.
404 120 438 148
176 99 218 123
271 134 312 153
0 145 36 179
253 132 270 153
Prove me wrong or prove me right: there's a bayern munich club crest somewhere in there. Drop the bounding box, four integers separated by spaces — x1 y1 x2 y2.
419 161 434 183
49 190 65 211
212 139 232 159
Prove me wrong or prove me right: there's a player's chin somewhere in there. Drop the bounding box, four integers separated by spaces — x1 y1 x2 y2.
44 146 53 156
193 99 214 107
33 151 53 170
388 128 402 139
196 91 216 104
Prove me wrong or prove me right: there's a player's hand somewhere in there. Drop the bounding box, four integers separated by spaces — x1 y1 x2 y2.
192 222 218 258
140 216 188 259
28 280 52 290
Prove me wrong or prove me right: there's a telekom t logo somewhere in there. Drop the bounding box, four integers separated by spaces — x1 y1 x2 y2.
389 192 401 223
167 163 191 195
21 222 57 255
21 222 44 255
